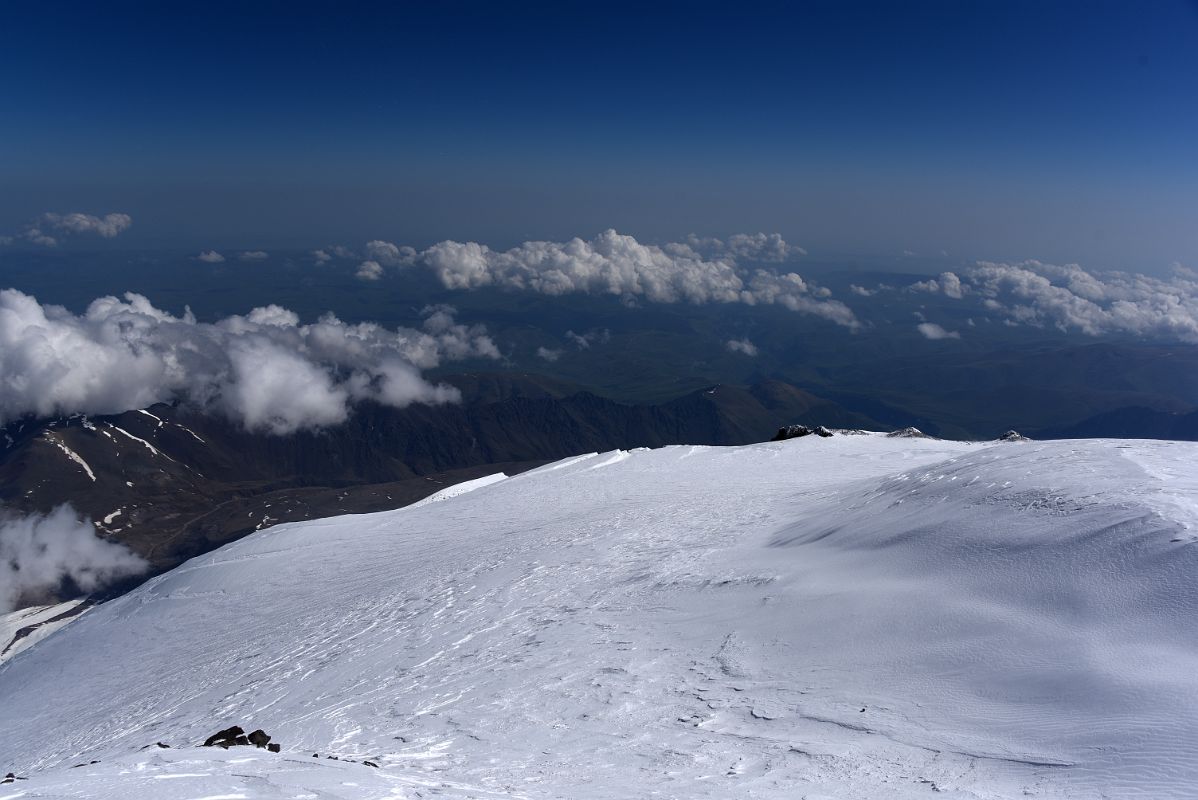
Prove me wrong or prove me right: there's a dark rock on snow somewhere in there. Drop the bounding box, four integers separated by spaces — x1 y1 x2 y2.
773 424 836 441
202 726 244 747
886 426 933 439
202 724 281 751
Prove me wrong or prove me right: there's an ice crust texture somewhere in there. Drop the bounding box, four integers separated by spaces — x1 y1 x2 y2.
1 435 1196 799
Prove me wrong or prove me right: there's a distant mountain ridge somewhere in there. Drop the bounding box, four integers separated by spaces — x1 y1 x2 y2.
1037 405 1198 441
0 374 879 605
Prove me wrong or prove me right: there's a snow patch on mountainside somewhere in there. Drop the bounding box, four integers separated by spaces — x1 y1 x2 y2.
41 435 96 481
0 600 89 665
0 436 1195 799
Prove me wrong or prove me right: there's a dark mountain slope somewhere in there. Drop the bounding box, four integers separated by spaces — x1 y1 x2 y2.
1037 406 1198 441
1 376 880 604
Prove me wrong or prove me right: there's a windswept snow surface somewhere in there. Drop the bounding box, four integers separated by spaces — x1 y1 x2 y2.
406 472 509 510
1 436 1197 799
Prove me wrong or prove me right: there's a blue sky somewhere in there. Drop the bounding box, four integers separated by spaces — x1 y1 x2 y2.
2 1 1196 269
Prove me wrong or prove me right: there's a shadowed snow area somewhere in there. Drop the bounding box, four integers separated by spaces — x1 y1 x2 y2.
0 436 1196 798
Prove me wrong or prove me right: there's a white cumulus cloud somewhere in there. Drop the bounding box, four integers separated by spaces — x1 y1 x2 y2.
195 250 225 263
355 260 384 281
416 230 857 328
365 240 418 267
680 232 802 262
916 322 960 340
238 251 269 261
3 212 132 248
0 505 147 613
0 290 499 434
925 260 1198 343
909 271 964 299
725 337 759 356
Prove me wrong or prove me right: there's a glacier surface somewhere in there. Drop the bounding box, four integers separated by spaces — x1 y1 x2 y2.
1 435 1196 799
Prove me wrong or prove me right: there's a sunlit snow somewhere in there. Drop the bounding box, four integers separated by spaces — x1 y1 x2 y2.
1 435 1196 799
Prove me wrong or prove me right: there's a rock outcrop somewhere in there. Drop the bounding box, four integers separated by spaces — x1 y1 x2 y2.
202 725 280 752
772 424 835 441
886 426 933 439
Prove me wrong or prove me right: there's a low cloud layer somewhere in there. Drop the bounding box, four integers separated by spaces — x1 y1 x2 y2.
0 290 500 434
908 261 1198 342
2 212 132 248
356 230 858 328
967 261 1198 341
0 505 147 613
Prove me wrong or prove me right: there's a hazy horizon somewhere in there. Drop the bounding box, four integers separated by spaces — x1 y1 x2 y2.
3 1 1197 271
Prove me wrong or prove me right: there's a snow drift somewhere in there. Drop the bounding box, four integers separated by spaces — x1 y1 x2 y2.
0 435 1195 799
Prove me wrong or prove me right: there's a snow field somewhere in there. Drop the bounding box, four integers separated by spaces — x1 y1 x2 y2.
1 435 1196 799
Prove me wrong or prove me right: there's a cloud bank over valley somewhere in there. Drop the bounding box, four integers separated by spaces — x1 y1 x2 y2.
0 290 499 434
0 505 146 613
902 261 1198 342
1 212 132 248
334 230 860 329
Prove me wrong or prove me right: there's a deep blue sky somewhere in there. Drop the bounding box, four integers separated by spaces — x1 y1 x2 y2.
2 1 1196 269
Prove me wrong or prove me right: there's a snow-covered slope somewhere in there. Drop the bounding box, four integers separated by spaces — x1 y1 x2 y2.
1 435 1196 799
0 600 89 665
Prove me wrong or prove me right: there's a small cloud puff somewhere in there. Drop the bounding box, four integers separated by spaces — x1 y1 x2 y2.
566 329 611 350
365 240 418 267
536 346 562 362
312 245 357 265
916 322 961 340
195 250 225 264
238 251 269 261
725 337 759 356
355 260 384 281
909 272 964 299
